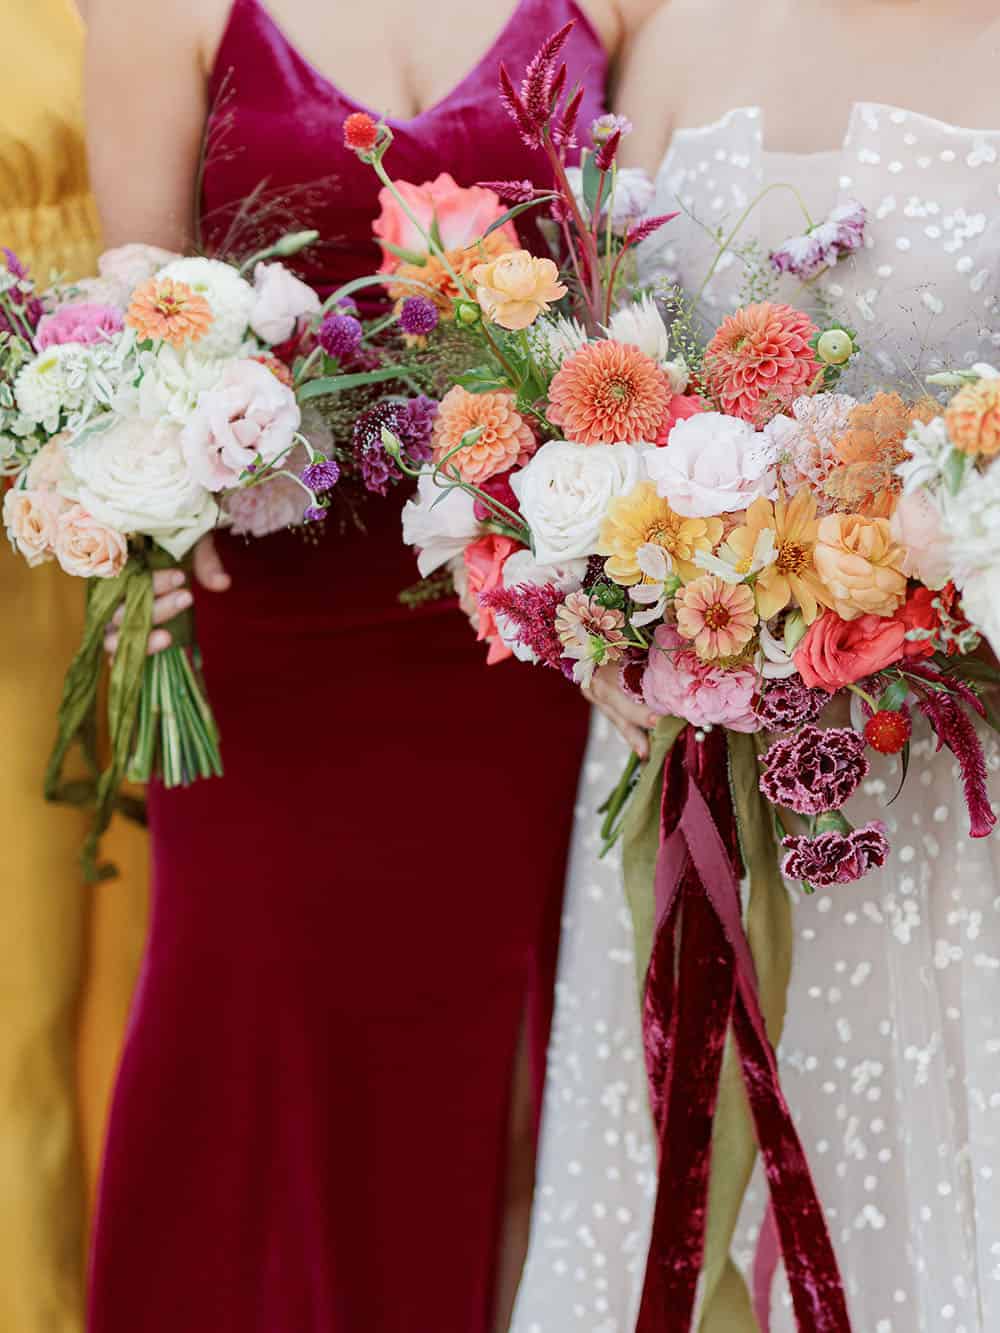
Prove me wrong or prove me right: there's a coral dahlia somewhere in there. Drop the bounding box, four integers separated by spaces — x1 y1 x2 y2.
702 302 820 427
431 385 535 486
548 340 672 445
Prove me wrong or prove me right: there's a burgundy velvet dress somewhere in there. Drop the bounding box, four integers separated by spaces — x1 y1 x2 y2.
87 2 606 1330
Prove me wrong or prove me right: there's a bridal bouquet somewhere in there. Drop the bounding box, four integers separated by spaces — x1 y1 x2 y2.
0 238 377 877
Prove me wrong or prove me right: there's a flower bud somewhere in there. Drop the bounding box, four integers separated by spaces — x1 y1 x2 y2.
783 612 807 654
454 299 482 327
816 328 855 366
271 230 320 259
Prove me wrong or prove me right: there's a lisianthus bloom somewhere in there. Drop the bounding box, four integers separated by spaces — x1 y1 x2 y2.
702 302 820 427
814 512 907 620
431 385 535 486
674 574 758 660
725 489 830 623
387 231 515 316
794 610 906 692
471 249 567 330
782 821 890 888
598 480 723 585
642 625 761 731
945 378 1000 457
555 591 629 687
126 277 213 348
759 724 869 814
464 533 520 664
824 393 939 516
548 340 672 446
374 174 515 275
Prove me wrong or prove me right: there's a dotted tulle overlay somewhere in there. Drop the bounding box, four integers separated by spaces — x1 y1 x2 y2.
514 104 1000 1333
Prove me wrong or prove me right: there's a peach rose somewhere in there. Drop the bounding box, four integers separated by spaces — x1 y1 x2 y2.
26 435 73 493
813 512 907 620
2 488 67 566
54 504 128 579
472 250 567 331
373 174 516 275
794 611 906 692
463 533 519 664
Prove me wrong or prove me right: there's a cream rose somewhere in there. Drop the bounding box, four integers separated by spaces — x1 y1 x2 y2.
250 262 321 345
511 440 643 565
3 488 68 565
647 411 777 518
67 417 217 560
54 504 128 578
182 359 301 492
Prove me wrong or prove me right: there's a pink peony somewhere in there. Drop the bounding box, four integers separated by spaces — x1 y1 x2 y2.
54 504 128 579
642 625 762 732
373 173 516 274
249 262 320 345
464 533 520 664
3 488 69 566
181 359 301 492
36 302 124 348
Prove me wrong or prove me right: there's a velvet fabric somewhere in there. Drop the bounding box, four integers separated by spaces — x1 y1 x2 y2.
87 3 604 1330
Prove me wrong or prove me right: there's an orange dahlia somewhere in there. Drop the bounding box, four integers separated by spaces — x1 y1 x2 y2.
431 385 535 486
547 340 672 446
702 302 820 427
824 393 938 517
126 277 213 348
945 378 1000 457
387 232 516 317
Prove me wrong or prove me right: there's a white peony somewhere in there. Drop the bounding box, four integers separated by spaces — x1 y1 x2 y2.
156 257 256 358
135 345 229 425
940 463 1000 580
956 566 1000 652
605 295 689 391
249 262 320 344
401 472 480 576
14 346 84 432
511 439 643 565
67 417 217 559
495 548 588 662
647 412 777 517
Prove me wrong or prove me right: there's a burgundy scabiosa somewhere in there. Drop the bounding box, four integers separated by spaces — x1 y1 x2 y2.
781 820 891 888
318 312 364 361
759 724 869 815
351 396 439 495
398 297 439 337
754 677 829 730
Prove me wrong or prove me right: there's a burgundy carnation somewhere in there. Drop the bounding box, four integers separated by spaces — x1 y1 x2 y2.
754 678 828 730
759 724 868 815
781 820 891 888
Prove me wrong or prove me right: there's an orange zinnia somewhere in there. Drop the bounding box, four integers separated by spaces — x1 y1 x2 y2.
126 277 213 348
547 340 672 446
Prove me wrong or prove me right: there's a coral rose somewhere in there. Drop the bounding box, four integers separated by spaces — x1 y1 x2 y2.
893 586 938 661
54 504 128 579
374 174 516 275
794 610 906 692
945 378 1000 457
813 513 907 619
464 533 520 664
431 385 535 486
702 302 820 427
472 250 567 330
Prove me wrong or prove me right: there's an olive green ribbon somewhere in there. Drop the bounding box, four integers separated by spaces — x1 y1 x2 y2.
622 721 792 1331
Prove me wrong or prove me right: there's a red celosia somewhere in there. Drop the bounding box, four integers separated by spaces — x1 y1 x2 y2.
918 691 996 838
520 21 574 125
624 213 680 249
594 129 622 173
343 112 379 153
552 85 584 150
477 179 536 204
479 581 569 672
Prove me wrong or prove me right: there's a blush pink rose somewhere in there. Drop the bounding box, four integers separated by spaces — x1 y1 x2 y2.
249 262 321 345
373 174 517 274
36 302 124 349
642 625 762 731
2 488 68 565
889 490 951 591
463 533 520 664
54 504 128 579
794 610 906 692
97 243 180 301
182 359 301 492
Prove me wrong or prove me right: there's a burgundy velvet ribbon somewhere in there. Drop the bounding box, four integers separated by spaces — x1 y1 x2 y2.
636 729 851 1333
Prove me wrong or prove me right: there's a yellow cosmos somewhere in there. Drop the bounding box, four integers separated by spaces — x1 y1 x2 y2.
598 480 724 586
726 489 830 624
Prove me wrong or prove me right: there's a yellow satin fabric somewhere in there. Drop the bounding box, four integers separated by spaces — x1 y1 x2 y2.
0 3 149 1328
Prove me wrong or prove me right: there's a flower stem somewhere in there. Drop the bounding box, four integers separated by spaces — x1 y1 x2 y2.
693 182 817 307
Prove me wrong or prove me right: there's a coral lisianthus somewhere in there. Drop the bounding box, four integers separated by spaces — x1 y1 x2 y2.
674 574 758 660
431 385 535 486
126 277 213 348
702 302 820 427
548 340 672 445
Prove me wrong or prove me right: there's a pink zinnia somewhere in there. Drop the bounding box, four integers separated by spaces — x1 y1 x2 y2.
674 575 758 661
702 302 821 428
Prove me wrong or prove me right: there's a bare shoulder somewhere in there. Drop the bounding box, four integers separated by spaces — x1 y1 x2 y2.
85 0 231 72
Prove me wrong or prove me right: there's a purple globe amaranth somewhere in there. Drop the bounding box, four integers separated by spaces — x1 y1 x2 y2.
318 312 363 361
301 459 341 493
398 297 439 337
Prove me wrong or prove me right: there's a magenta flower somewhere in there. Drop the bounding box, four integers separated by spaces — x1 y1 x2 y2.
477 179 536 204
398 297 439 337
36 302 124 349
318 313 363 361
301 459 341 493
480 581 569 672
782 821 891 888
759 724 868 815
770 200 867 280
472 469 520 524
753 677 828 731
0 248 43 334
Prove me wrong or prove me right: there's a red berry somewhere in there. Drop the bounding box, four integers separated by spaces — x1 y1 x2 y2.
343 112 379 154
864 709 911 755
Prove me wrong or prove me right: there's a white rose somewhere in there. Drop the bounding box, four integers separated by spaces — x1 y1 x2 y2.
647 412 777 517
249 263 320 344
401 472 480 576
495 548 588 662
156 257 255 358
67 417 218 559
511 440 642 565
135 345 228 425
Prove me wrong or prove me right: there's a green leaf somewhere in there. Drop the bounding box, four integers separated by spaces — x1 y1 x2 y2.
482 195 558 239
877 677 910 712
944 447 970 496
456 371 510 393
581 150 603 219
298 366 415 400
379 240 428 266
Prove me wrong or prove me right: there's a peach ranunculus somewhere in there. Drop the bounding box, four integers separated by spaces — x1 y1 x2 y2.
794 610 906 692
431 385 535 486
463 533 520 664
813 512 907 620
2 488 68 565
945 378 1000 457
472 250 567 331
54 504 128 579
373 174 517 275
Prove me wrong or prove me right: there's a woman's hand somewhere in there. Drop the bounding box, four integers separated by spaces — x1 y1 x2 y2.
104 534 231 658
583 662 659 760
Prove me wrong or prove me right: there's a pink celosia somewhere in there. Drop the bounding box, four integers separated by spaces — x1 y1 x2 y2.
642 625 761 732
917 691 996 839
479 581 569 672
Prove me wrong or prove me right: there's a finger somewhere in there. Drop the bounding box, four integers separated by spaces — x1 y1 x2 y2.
152 568 187 595
193 536 231 592
104 627 173 659
591 699 650 761
151 588 193 626
590 675 658 732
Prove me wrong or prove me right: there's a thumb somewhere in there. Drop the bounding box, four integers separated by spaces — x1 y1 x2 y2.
192 534 231 592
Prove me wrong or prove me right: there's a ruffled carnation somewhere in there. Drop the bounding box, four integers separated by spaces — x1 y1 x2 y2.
548 340 672 446
642 625 761 731
702 302 821 427
753 677 828 730
431 385 534 486
759 724 869 814
781 820 890 888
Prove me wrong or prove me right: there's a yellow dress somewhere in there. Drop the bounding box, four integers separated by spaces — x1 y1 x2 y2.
0 3 149 1328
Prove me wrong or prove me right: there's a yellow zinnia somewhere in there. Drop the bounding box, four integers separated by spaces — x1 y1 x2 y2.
598 480 723 585
726 489 829 623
